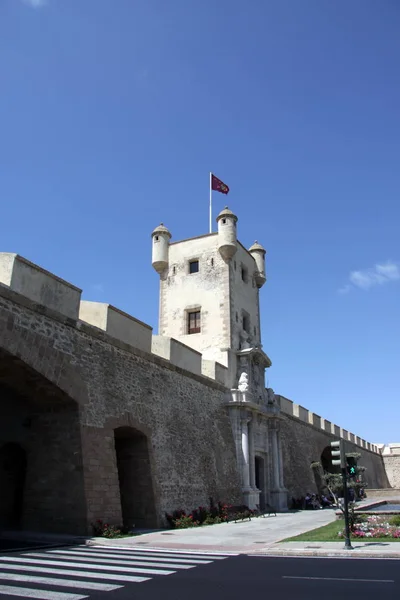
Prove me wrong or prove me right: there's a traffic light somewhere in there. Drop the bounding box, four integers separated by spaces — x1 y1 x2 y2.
330 439 345 468
346 456 358 477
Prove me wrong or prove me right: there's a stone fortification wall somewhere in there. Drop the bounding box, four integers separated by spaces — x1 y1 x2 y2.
278 396 389 499
379 445 400 489
0 252 392 535
0 254 241 534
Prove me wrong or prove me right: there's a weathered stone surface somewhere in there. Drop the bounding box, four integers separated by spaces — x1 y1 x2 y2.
382 446 400 488
0 284 241 534
0 249 394 537
280 413 390 500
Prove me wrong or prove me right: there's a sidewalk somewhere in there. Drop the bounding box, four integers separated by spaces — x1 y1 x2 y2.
253 541 400 558
88 509 337 554
87 499 400 558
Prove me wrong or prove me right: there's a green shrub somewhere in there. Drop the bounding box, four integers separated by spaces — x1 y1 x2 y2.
389 515 400 527
203 515 222 525
355 513 369 523
173 515 199 528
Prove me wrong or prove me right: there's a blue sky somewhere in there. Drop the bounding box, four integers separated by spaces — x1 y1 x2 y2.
1 0 399 443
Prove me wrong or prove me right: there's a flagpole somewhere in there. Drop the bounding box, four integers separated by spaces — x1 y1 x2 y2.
209 172 212 233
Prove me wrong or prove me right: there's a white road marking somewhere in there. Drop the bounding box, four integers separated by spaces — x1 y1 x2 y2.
0 585 87 600
82 547 226 560
45 550 211 565
87 545 235 556
0 563 149 583
283 576 395 583
0 557 174 576
0 573 121 592
24 552 195 570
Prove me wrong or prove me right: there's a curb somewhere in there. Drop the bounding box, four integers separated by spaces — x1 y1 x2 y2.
84 539 241 555
86 539 400 560
249 549 400 559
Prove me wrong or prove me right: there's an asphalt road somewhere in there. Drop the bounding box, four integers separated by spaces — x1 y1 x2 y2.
0 545 398 600
0 539 55 551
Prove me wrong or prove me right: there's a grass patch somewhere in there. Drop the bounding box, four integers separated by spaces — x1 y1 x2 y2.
281 519 400 543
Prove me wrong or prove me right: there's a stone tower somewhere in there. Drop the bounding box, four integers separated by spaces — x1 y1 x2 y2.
151 208 287 511
151 208 267 383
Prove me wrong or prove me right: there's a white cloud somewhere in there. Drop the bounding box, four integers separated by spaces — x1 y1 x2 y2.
339 261 400 293
22 0 47 7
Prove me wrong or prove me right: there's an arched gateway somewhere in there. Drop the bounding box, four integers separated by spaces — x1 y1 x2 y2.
0 348 87 534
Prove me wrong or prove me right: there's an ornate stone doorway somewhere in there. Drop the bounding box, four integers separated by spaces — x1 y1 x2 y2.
114 426 157 530
255 455 266 510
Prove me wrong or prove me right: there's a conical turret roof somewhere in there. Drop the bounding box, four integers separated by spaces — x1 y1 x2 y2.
249 240 266 253
152 223 172 238
216 206 238 222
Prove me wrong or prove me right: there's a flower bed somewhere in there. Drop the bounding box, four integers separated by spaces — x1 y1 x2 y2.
166 502 256 529
338 514 400 539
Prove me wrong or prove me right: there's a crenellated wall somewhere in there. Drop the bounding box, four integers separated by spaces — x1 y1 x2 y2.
0 252 393 534
278 395 379 453
0 253 241 534
277 395 389 498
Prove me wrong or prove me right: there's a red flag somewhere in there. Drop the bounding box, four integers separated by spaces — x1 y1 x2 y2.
211 174 229 195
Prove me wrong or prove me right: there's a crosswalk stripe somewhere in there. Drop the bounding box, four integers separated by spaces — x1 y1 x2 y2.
0 564 149 583
0 585 87 600
44 550 212 565
0 574 121 592
0 557 175 576
87 545 234 557
23 552 195 570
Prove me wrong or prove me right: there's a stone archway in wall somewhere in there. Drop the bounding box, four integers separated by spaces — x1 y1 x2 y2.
114 426 157 530
0 348 87 535
255 455 267 510
0 442 27 529
311 460 324 493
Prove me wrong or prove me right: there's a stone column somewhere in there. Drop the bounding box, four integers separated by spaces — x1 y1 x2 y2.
268 420 288 512
271 426 281 489
277 429 285 488
241 416 251 489
248 418 256 489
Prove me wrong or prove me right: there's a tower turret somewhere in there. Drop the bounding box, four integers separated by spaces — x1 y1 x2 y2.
216 206 238 260
151 223 171 274
249 241 267 288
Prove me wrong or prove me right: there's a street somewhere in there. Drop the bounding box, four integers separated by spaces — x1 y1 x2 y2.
0 545 398 600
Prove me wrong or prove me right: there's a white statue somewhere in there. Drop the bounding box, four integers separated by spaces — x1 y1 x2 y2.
238 372 249 392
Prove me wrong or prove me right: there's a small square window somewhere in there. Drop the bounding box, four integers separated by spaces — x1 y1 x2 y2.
154 236 159 241
188 310 201 334
243 314 250 333
241 266 248 283
222 218 226 224
189 260 199 274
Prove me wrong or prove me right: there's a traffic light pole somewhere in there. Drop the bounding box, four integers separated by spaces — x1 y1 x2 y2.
342 467 353 550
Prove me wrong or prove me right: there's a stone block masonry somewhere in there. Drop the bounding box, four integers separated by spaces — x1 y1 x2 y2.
379 444 400 489
0 251 393 536
0 269 241 535
280 413 389 500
